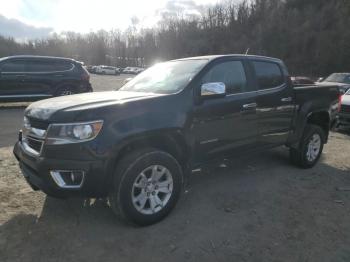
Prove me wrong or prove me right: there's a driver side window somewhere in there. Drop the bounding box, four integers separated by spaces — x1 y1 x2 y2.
202 60 247 95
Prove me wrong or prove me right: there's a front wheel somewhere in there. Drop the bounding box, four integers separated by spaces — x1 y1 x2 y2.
290 124 325 168
109 148 183 226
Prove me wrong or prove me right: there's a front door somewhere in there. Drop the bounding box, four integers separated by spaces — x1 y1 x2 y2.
191 59 258 162
0 59 26 97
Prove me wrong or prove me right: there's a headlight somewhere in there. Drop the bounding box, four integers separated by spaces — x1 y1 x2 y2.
46 120 103 145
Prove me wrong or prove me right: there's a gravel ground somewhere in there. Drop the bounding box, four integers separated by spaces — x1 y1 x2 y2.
1 75 350 262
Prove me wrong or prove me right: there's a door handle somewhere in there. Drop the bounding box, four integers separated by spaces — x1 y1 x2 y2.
281 97 292 102
242 103 257 109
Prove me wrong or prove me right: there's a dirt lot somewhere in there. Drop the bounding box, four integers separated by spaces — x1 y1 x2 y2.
1 75 350 262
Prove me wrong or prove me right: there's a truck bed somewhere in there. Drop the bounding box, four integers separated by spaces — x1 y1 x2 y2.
294 84 339 112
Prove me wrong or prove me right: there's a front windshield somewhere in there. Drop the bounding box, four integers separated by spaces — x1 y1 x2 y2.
119 59 208 94
324 73 350 84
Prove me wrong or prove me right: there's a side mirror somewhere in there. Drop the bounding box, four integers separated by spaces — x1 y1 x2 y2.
201 82 226 98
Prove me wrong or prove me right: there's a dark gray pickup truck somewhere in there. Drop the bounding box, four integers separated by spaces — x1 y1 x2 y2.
14 55 340 225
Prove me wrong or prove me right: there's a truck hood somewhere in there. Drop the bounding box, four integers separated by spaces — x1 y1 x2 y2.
25 91 162 120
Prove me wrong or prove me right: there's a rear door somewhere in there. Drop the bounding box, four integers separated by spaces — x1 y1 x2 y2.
192 58 258 161
251 59 295 146
0 59 26 97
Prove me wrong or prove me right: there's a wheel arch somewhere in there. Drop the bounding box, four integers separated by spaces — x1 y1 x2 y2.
103 129 191 192
306 111 330 142
115 131 190 166
288 105 331 149
53 80 79 95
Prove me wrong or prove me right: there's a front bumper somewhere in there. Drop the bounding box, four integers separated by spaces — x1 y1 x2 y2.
337 113 350 127
13 141 109 198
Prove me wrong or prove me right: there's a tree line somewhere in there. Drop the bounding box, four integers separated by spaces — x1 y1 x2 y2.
0 0 349 77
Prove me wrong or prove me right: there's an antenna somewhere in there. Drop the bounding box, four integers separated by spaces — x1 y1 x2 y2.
245 48 250 55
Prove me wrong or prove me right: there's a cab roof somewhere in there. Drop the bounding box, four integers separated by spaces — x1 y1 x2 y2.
0 55 78 62
173 54 283 63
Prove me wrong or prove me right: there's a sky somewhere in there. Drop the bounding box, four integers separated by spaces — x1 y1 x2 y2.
0 0 233 40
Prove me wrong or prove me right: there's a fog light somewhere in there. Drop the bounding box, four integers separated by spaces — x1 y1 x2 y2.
50 170 85 189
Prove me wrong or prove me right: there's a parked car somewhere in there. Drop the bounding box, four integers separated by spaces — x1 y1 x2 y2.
86 65 97 74
336 89 350 128
14 55 339 226
85 65 93 73
0 55 92 102
122 67 134 74
131 67 143 74
123 67 143 74
318 73 350 94
291 76 315 86
96 65 120 75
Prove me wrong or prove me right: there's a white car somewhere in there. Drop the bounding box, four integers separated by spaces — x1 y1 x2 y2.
123 67 134 74
134 67 145 74
123 67 144 74
96 65 119 75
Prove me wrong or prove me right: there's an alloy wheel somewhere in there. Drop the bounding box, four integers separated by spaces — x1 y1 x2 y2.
306 133 321 162
131 165 173 215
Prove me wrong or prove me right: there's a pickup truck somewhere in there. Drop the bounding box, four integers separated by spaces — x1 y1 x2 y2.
13 55 339 226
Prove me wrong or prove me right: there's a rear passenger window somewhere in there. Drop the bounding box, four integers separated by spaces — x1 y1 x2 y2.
253 61 284 90
1 61 26 72
25 61 55 72
53 61 73 71
202 61 247 94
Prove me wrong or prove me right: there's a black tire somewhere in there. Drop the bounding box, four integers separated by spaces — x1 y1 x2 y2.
55 86 76 96
289 124 325 168
109 148 183 226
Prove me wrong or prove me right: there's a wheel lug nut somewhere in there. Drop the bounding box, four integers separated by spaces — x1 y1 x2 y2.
152 191 156 195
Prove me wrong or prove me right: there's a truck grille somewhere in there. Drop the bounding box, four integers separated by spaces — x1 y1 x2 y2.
340 104 350 114
22 117 48 156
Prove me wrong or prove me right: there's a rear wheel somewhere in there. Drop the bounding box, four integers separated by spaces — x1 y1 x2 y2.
109 148 183 226
290 124 325 168
55 86 76 96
